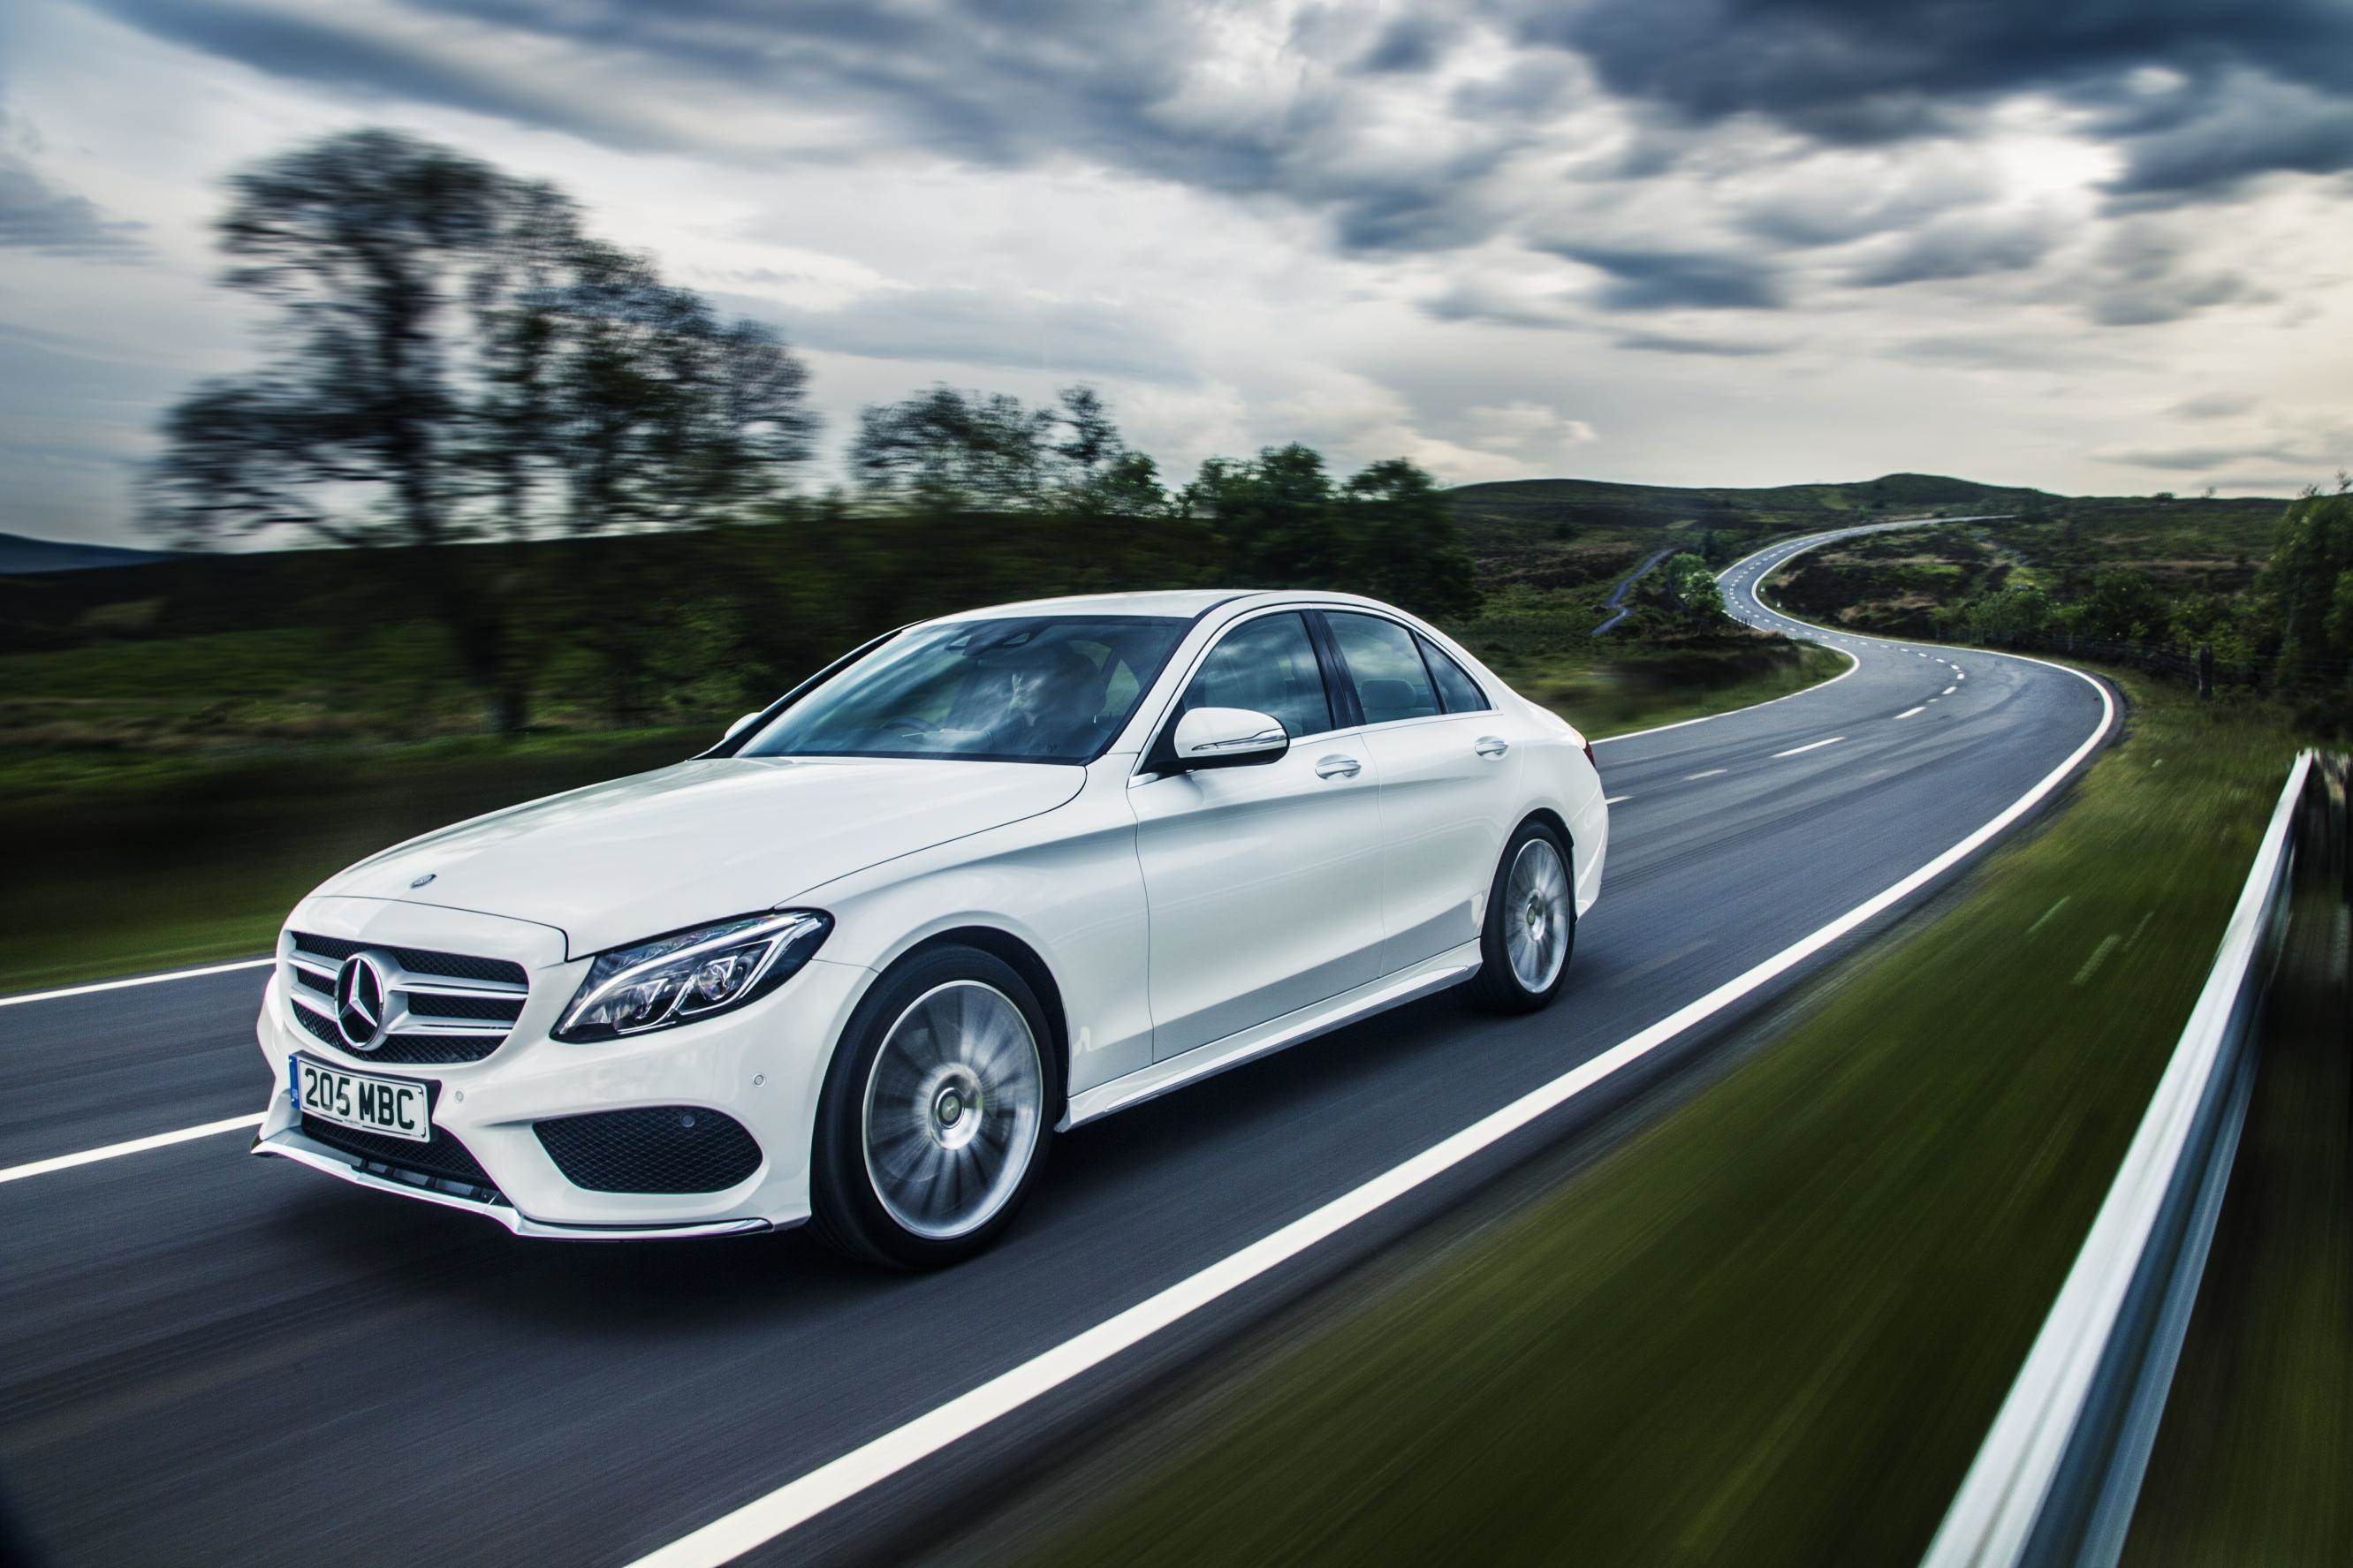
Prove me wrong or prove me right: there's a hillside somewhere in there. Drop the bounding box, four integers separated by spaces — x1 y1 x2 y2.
0 532 178 575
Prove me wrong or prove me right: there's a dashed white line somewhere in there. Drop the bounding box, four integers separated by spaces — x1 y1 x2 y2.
0 957 272 1009
1896 706 1926 719
1772 736 1846 758
0 1114 264 1185
1605 795 1633 805
1943 685 1957 695
1684 769 1728 780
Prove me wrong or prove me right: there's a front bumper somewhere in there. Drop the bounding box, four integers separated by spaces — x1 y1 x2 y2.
253 896 873 1237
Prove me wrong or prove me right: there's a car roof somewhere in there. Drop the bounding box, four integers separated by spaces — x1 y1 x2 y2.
935 588 1402 623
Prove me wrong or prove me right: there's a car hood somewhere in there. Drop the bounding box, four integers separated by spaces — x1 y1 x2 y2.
319 755 1086 958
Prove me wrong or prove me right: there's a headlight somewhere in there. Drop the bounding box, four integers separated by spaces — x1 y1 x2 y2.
555 911 831 1042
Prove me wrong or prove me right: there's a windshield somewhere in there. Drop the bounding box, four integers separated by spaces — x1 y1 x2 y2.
741 615 1189 764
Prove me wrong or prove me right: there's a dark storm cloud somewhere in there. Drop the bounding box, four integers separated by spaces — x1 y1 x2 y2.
1356 10 1459 74
0 155 146 258
2106 80 2353 202
1545 245 1785 311
1499 0 2353 146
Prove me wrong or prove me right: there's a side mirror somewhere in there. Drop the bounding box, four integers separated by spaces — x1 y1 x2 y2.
1172 707 1288 770
723 711 763 743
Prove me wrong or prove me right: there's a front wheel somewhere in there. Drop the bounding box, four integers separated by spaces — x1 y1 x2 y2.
1464 821 1575 1013
809 945 1054 1269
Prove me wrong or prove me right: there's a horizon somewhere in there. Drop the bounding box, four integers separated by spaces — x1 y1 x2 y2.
4 2 2349 547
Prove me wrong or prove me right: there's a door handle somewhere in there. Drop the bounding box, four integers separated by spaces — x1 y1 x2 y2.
1316 754 1362 779
1475 736 1510 758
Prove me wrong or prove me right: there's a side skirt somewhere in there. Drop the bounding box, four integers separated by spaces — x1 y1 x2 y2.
1062 942 1484 1129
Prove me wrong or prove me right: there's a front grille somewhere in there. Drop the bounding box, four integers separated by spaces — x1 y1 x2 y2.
301 1114 504 1203
285 930 528 1065
286 996 505 1064
292 932 527 989
535 1108 763 1194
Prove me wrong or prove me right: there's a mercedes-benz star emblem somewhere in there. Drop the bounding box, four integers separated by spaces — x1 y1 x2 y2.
333 953 391 1051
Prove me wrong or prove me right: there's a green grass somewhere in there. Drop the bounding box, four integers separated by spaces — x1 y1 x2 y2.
1520 639 1852 739
959 676 2302 1567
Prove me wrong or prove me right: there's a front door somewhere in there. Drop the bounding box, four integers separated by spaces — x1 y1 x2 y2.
1128 610 1386 1060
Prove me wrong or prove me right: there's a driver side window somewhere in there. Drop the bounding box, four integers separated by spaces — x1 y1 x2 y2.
1180 613 1333 740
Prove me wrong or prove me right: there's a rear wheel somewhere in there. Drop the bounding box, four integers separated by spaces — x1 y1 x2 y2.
1464 820 1575 1013
809 945 1054 1268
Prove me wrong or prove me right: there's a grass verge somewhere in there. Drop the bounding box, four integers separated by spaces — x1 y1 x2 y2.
939 674 2302 1566
1511 637 1850 739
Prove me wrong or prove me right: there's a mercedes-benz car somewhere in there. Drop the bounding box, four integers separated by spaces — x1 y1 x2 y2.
250 590 1608 1266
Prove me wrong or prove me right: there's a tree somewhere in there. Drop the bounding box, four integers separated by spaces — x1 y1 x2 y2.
142 128 815 731
1339 458 1479 619
851 387 1054 511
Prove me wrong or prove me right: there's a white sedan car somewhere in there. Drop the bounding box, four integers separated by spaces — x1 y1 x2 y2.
251 590 1607 1266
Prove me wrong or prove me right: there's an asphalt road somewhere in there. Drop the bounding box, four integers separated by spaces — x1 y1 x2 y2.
0 519 2112 1567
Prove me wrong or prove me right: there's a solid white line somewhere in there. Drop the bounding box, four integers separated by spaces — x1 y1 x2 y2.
1773 736 1846 758
1685 768 1729 780
0 1114 263 1185
1896 706 1926 719
0 957 273 1009
624 644 2118 1568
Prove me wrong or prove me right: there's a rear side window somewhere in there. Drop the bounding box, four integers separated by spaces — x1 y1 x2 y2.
1325 612 1439 725
1180 611 1333 739
1417 633 1490 713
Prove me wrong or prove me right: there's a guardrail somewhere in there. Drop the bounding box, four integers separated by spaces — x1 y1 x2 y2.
1921 749 2326 1568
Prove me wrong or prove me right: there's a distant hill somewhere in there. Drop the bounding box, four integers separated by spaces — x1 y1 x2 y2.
1446 473 2059 592
0 533 178 575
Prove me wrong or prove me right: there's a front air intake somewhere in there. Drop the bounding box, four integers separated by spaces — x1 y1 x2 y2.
534 1107 763 1194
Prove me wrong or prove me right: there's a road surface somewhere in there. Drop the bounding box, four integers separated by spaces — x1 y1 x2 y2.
0 519 2111 1567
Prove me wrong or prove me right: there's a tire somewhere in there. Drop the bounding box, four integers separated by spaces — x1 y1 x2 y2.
1463 819 1576 1014
808 943 1057 1269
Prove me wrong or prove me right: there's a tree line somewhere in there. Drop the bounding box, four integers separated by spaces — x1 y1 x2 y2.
145 130 1478 732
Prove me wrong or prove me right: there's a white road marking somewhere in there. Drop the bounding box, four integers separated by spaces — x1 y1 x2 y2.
1895 706 1926 719
0 1114 264 1185
1955 670 1966 679
1685 769 1729 780
1772 736 1846 758
1605 795 1632 805
0 957 272 1009
1943 685 1957 695
623 644 2117 1568
2073 934 2121 987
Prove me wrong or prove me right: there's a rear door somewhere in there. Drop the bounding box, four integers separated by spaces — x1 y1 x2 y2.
1128 610 1386 1060
1317 610 1520 973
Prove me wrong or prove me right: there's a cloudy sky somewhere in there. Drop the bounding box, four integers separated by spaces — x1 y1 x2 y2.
4 0 2349 546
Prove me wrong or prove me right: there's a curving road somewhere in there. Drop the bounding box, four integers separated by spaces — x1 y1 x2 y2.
0 519 2112 1567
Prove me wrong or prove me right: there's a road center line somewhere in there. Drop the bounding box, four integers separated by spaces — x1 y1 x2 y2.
1605 795 1632 805
1943 685 1957 695
1895 706 1926 719
1684 769 1728 780
624 634 2117 1568
1772 736 1846 758
0 1114 264 1185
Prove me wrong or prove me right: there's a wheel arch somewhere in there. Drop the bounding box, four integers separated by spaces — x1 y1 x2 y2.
893 925 1072 1115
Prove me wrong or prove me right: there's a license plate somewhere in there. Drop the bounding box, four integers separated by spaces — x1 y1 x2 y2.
295 1057 431 1142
